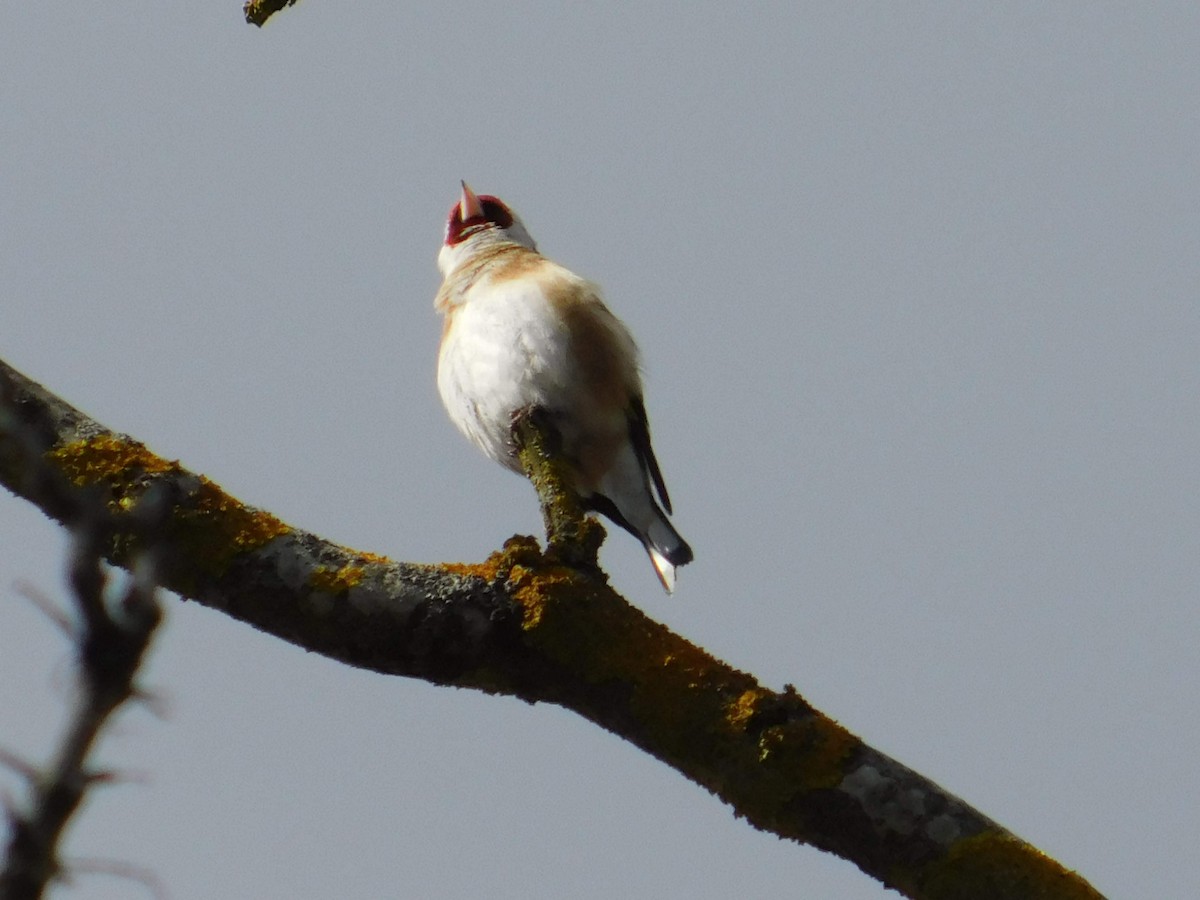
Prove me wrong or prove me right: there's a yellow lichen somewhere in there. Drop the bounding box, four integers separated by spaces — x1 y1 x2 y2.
441 560 494 580
166 477 291 584
48 434 177 490
920 830 1104 899
474 549 870 843
44 435 291 583
191 477 290 549
755 715 856 789
514 565 585 631
726 688 774 732
350 550 391 566
439 535 543 589
509 565 750 762
310 563 366 594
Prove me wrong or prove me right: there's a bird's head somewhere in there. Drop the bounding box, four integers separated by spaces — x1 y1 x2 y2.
438 182 537 276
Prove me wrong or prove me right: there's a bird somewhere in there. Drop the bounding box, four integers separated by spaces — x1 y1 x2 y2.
434 182 693 592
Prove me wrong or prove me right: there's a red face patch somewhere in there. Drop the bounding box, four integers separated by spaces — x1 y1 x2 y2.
445 195 515 245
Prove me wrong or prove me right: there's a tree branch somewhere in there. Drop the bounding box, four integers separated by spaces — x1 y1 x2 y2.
0 358 1103 899
512 411 606 573
243 0 299 27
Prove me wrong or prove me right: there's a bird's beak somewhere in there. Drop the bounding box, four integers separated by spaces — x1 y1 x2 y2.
459 181 485 221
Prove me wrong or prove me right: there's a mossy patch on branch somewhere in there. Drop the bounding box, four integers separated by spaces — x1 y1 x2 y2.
919 831 1105 900
177 476 291 570
44 436 291 584
310 562 366 594
48 434 177 492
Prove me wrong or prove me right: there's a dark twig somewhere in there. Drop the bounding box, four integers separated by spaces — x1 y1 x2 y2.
244 0 299 27
0 753 38 786
61 858 167 900
0 540 162 899
0 370 167 899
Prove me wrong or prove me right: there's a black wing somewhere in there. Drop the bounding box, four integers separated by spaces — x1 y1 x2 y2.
628 396 672 515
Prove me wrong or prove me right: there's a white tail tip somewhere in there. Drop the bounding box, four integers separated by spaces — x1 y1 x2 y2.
648 546 677 593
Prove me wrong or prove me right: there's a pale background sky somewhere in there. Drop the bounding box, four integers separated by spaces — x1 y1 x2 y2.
2 4 1197 898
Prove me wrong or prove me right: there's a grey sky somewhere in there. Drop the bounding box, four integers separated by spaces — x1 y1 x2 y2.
2 4 1197 897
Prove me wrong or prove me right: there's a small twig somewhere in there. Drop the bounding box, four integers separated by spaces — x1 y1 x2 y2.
12 583 74 640
0 555 162 900
0 751 38 785
84 767 153 789
243 0 299 27
60 858 168 900
512 411 606 573
130 686 171 721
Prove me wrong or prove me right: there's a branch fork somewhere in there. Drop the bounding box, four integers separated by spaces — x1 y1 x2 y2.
511 410 606 576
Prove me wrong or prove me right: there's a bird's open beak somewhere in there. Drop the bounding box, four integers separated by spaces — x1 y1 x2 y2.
459 181 485 221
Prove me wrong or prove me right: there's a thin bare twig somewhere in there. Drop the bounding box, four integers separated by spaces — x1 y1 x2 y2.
62 857 168 900
12 583 74 639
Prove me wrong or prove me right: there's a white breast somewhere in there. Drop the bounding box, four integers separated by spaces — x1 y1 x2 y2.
438 277 577 471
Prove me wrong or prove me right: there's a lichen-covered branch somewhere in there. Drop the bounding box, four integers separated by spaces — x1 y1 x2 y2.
0 359 1103 900
512 412 605 572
